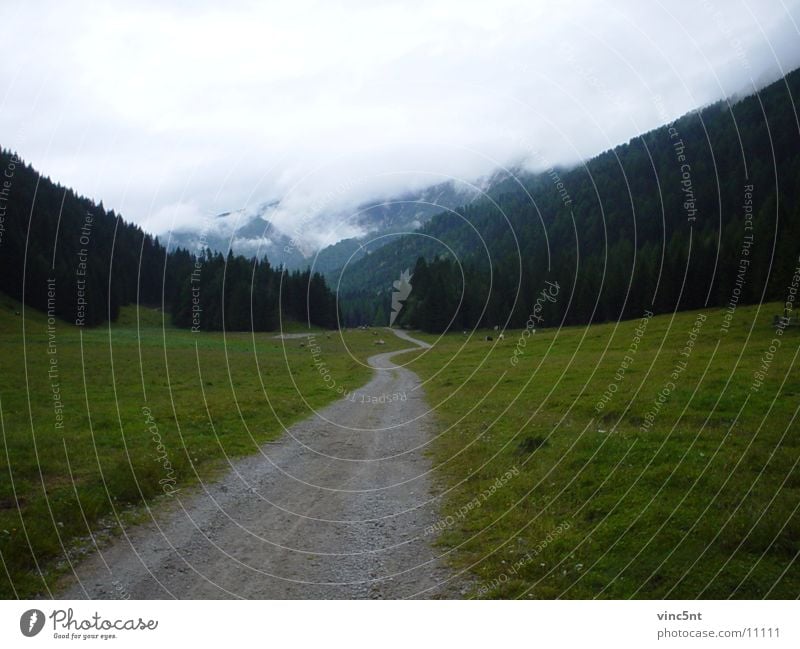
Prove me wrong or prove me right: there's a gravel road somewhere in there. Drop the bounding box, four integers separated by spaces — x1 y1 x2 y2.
59 329 460 599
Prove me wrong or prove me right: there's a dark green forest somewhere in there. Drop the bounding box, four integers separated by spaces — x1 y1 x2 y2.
0 150 337 330
338 69 800 332
2 68 799 334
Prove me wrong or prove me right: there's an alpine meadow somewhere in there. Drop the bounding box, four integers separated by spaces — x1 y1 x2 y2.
0 4 799 645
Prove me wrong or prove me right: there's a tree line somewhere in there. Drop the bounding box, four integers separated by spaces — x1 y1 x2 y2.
340 68 800 332
4 66 799 334
0 149 337 330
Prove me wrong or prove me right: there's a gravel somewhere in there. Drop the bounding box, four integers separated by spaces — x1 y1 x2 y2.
58 329 460 599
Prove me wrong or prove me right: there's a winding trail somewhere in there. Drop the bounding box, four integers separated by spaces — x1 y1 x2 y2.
59 329 459 599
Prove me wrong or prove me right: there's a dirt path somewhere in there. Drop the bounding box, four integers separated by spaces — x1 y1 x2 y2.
59 329 460 599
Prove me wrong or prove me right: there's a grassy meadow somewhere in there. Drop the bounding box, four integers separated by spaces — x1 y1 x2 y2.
1 294 797 600
398 303 799 598
0 296 405 598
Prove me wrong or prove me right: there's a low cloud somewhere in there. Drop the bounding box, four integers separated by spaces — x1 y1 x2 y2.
1 0 798 250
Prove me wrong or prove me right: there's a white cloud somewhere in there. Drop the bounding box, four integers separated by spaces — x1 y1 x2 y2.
1 0 798 249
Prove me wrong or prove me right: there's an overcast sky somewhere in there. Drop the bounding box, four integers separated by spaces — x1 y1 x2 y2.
2 0 799 249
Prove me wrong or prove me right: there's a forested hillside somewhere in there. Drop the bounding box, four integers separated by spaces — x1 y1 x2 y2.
339 69 800 331
0 149 337 330
4 68 799 334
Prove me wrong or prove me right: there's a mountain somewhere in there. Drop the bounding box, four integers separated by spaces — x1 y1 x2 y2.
338 68 800 329
8 66 798 334
310 178 507 275
0 153 338 330
165 174 508 274
0 149 165 325
163 201 308 269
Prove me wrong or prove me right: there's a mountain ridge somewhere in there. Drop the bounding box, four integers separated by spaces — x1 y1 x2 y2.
165 171 513 274
335 66 800 328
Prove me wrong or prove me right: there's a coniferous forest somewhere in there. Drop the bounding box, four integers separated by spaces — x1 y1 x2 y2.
338 68 800 332
2 1 800 611
2 68 799 334
0 150 337 330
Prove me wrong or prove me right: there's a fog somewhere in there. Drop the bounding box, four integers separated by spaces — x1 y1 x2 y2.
1 0 798 250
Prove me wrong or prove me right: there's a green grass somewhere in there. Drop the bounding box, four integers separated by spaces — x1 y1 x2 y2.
0 297 405 598
397 304 800 598
3 295 797 599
